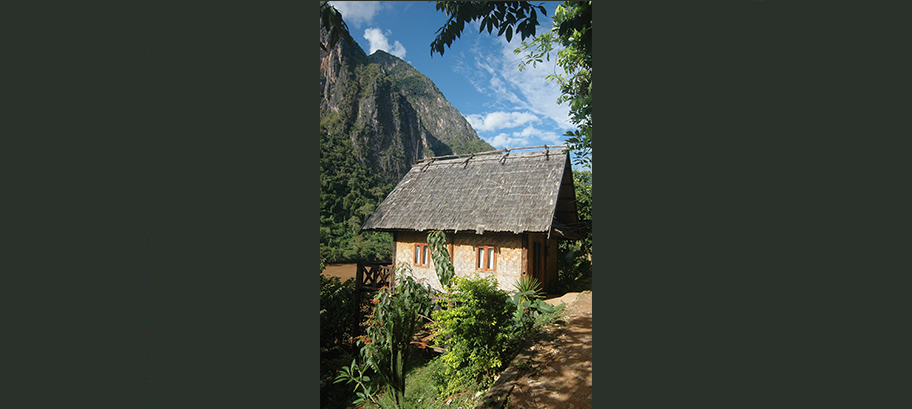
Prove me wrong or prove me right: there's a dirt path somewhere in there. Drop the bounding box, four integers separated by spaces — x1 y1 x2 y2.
478 291 593 409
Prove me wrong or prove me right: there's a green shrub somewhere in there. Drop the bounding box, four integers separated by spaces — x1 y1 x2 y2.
320 275 364 409
320 275 357 351
430 275 514 395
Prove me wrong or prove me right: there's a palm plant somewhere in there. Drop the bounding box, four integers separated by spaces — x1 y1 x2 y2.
510 276 554 331
512 275 544 304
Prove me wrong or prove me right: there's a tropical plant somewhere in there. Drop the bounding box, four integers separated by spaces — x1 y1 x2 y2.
320 273 365 409
510 275 556 333
427 230 455 289
338 268 433 409
512 275 545 302
557 243 591 292
333 358 379 407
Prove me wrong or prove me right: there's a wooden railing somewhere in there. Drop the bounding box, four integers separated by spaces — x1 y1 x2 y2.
353 261 393 338
356 261 393 291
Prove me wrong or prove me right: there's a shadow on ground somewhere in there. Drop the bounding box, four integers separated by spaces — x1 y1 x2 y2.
478 293 592 409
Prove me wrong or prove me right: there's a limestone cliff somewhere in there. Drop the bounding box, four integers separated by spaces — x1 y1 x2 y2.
320 25 493 184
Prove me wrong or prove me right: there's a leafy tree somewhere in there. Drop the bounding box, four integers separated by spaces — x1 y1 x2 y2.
515 1 591 169
430 1 549 56
557 169 592 291
320 115 395 264
572 169 591 250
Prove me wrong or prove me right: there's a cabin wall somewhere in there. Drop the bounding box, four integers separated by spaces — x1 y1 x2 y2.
393 231 524 293
452 232 523 293
393 231 442 289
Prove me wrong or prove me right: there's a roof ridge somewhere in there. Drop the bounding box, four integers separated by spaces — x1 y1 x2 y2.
416 145 567 165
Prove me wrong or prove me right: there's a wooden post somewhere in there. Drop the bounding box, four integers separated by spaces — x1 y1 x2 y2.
354 262 364 340
388 263 395 289
521 234 528 277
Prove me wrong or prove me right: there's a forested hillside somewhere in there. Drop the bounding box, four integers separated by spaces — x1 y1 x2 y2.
320 114 394 263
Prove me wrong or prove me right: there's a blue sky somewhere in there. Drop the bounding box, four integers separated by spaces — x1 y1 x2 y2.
327 1 574 154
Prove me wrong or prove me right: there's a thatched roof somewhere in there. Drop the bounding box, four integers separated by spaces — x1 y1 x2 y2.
361 146 581 239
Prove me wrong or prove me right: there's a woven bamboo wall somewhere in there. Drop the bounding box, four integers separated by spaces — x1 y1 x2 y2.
394 231 524 293
393 231 442 290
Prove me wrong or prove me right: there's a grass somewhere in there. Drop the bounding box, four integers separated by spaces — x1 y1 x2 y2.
373 353 485 409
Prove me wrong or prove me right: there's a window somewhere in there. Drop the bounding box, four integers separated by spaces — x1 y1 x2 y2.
414 244 429 267
476 245 496 271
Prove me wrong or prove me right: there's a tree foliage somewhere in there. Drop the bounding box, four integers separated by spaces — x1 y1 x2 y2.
320 275 358 352
430 1 549 56
516 1 592 169
321 274 368 409
557 169 592 291
431 1 592 168
320 114 395 264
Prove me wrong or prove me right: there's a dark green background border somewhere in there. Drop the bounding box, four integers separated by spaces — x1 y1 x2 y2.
4 1 908 408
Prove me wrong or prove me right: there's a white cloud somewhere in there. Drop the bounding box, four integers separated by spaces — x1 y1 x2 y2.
483 125 565 149
488 133 525 149
514 125 565 145
328 1 385 28
465 111 540 132
494 36 574 130
363 28 407 59
454 33 574 131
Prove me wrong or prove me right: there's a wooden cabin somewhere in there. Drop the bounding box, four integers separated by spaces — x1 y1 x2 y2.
360 146 581 294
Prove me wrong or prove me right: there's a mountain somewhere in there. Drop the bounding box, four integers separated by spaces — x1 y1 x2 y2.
320 25 493 184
